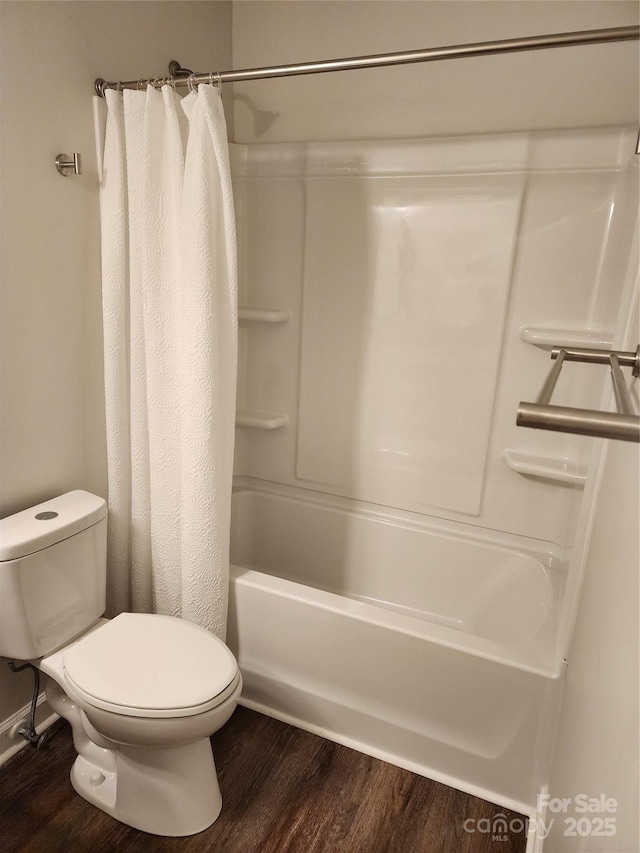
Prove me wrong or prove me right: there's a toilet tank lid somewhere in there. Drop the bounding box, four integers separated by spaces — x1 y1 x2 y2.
0 490 107 562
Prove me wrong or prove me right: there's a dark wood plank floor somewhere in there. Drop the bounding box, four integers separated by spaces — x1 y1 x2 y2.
1 706 527 852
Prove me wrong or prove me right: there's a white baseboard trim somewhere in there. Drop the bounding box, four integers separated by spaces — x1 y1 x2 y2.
0 693 59 767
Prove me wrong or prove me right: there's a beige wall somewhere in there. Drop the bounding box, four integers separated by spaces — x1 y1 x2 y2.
546 282 639 852
546 435 639 851
231 0 638 142
0 0 232 725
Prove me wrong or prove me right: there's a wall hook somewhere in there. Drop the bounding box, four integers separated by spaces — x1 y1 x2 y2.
55 153 82 177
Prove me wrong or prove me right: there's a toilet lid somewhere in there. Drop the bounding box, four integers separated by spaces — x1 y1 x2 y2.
63 613 238 719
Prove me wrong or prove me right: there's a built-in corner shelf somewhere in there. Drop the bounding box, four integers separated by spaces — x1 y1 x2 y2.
519 326 613 351
502 450 586 486
238 306 290 324
236 408 288 430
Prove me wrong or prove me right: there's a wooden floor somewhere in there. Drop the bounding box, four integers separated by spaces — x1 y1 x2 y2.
1 706 527 852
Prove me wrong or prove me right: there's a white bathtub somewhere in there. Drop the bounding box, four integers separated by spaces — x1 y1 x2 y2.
227 479 566 815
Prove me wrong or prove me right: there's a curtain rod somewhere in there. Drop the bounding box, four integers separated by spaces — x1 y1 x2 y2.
95 26 639 96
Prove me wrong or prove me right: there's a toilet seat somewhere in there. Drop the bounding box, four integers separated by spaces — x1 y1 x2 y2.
62 613 238 719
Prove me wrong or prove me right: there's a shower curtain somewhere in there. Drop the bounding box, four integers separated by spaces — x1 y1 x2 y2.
100 84 237 639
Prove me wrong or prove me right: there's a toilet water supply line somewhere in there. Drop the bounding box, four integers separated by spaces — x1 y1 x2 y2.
6 660 50 749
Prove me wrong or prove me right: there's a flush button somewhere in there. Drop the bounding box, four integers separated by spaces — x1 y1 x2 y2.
35 511 58 520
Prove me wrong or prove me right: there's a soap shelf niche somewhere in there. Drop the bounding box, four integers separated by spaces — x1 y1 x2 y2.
519 326 613 351
237 306 290 428
236 408 288 430
503 450 586 486
239 306 290 324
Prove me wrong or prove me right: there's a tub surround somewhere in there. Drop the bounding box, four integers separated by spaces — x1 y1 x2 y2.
231 126 636 544
228 125 638 823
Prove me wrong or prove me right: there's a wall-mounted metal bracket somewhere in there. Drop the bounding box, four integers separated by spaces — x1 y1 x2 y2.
55 153 82 177
168 60 193 79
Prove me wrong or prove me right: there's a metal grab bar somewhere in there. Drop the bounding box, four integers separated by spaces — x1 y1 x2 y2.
517 346 640 443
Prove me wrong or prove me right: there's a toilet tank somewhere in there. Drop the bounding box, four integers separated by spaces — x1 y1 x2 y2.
0 491 107 660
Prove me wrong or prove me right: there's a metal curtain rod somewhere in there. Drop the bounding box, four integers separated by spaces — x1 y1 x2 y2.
95 25 639 96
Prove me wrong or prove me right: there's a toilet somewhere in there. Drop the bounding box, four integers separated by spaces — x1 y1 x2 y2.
0 490 242 837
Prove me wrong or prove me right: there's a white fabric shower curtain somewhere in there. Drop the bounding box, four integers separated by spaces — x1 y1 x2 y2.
100 84 237 639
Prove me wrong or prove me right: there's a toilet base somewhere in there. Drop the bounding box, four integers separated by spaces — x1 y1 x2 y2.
46 679 223 836
71 738 222 837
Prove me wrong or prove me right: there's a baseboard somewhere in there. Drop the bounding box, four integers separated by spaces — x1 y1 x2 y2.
0 693 59 767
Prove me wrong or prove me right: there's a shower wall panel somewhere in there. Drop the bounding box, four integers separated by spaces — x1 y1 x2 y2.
231 127 637 547
297 174 524 516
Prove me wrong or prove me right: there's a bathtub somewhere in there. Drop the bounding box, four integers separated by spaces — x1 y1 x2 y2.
227 478 566 816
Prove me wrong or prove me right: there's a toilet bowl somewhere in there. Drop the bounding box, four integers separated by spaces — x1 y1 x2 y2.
40 614 242 836
0 490 242 836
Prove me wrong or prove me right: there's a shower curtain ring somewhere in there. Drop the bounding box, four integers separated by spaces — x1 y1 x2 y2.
187 73 198 93
207 71 222 89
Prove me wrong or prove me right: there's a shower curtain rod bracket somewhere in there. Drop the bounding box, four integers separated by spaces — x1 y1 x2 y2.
168 60 193 79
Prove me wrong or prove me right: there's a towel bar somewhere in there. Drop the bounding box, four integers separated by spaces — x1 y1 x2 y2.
517 346 640 443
